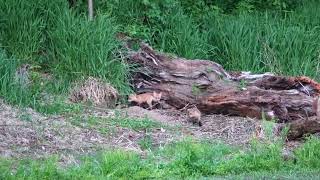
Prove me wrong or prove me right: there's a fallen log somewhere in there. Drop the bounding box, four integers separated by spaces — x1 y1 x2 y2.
286 117 320 140
126 41 320 139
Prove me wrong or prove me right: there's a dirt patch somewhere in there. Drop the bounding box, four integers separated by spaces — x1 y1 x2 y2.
151 108 259 145
120 106 259 145
0 101 111 159
120 106 180 126
0 102 180 160
0 100 290 161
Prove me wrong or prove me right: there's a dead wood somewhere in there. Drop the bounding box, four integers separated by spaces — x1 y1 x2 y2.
126 42 320 139
286 117 320 140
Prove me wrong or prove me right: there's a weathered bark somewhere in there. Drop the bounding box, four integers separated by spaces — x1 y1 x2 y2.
287 117 320 140
126 42 320 139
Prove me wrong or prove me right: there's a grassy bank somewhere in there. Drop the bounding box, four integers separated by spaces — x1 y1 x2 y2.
1 137 320 179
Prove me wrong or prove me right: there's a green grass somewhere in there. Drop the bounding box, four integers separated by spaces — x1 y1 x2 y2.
47 14 130 93
0 0 131 110
1 0 320 109
70 114 165 134
0 49 83 114
204 7 320 78
1 1 320 179
0 48 35 106
1 137 320 179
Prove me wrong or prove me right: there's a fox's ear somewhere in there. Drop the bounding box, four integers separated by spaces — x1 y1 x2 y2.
128 94 135 99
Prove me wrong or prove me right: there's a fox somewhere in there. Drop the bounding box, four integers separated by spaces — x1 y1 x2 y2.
128 91 162 109
186 106 202 126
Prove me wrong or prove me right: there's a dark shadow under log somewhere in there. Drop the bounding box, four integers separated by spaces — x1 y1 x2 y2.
126 42 320 139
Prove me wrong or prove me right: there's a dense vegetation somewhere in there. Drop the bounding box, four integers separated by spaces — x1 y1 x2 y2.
1 0 319 108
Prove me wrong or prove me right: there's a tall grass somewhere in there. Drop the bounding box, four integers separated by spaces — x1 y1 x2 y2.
0 48 35 106
0 0 131 107
48 14 130 93
0 0 44 61
0 0 68 64
1 0 320 108
155 9 215 59
103 0 320 79
205 7 320 78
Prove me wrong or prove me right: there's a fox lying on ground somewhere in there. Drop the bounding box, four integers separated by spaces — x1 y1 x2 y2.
128 92 162 109
186 106 202 126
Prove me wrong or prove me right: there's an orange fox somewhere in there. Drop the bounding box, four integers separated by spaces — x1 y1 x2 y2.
186 106 202 126
128 92 162 109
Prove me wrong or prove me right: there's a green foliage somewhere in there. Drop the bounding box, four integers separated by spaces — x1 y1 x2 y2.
2 137 320 179
95 0 319 80
0 0 44 61
0 0 319 108
0 0 67 63
216 141 284 175
162 139 234 177
203 1 320 79
71 151 153 179
191 84 202 96
155 9 214 59
138 135 154 150
295 136 320 169
0 48 34 106
0 0 131 109
48 14 130 93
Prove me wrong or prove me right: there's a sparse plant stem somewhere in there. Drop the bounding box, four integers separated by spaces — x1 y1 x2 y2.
88 0 94 21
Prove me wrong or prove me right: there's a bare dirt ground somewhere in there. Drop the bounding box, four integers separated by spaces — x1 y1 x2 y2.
0 99 287 163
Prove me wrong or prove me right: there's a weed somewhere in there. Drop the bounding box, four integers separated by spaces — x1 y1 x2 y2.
138 134 153 150
237 79 248 91
191 84 201 96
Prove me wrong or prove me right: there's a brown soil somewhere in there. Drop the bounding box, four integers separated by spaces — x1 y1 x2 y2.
0 100 289 162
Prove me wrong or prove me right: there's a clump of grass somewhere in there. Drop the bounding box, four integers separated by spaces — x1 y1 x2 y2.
68 151 154 179
138 135 154 150
295 136 320 169
70 114 165 133
0 49 82 114
161 139 234 178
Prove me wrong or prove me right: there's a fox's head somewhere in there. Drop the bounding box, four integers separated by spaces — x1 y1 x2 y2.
187 108 201 118
128 94 137 102
153 92 162 101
